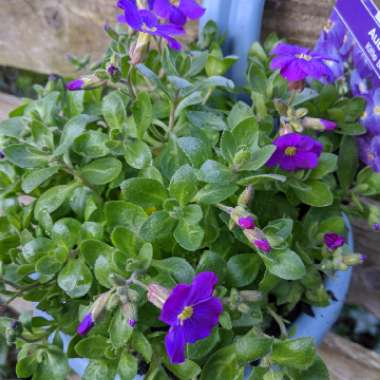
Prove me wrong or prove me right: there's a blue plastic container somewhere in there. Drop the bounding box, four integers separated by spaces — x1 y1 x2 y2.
200 0 267 86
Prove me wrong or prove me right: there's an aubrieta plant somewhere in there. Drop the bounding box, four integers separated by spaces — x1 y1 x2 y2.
0 1 379 379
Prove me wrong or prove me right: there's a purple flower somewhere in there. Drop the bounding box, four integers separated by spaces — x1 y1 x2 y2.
350 70 369 97
128 319 137 327
160 272 222 364
362 90 380 135
267 133 323 171
77 313 94 336
253 239 271 253
270 43 334 82
238 216 256 230
324 233 345 250
117 0 185 50
373 223 380 231
152 0 205 26
66 79 85 91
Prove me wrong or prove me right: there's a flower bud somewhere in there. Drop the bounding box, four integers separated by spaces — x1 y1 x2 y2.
130 32 151 65
237 185 253 207
302 117 336 132
77 313 94 336
238 216 256 230
76 291 111 336
66 74 105 91
343 254 367 266
123 302 138 328
147 284 170 309
324 233 345 251
239 290 262 302
244 228 272 253
373 223 380 232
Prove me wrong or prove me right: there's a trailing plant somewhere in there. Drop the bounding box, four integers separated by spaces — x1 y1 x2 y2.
0 1 378 379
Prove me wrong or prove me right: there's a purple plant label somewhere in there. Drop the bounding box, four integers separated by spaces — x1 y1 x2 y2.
335 0 380 84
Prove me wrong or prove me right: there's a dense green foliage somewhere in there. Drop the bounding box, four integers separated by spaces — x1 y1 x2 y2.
1 22 379 380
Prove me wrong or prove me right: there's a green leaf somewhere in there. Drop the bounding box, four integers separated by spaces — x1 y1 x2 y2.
235 336 273 363
118 351 138 380
35 255 62 276
131 330 152 363
199 160 232 185
293 180 333 207
21 166 60 193
197 250 226 282
121 178 168 208
109 307 133 349
182 204 203 224
57 259 93 298
227 254 261 287
55 114 97 155
287 356 329 380
34 183 78 219
51 218 82 250
140 211 177 241
227 101 253 129
169 165 198 206
271 337 316 370
194 184 238 204
133 92 153 139
124 140 152 169
187 111 227 131
73 131 109 158
33 348 70 380
174 220 204 251
80 157 122 185
201 346 242 380
261 249 305 280
21 237 56 263
177 137 211 168
152 257 195 283
231 117 259 149
80 239 115 267
83 360 116 380
111 226 142 256
102 91 128 130
238 174 286 186
105 200 147 233
239 145 276 171
75 336 108 359
175 91 203 118
163 358 201 380
309 153 337 179
0 117 26 137
4 144 49 168
338 135 358 192
188 328 220 360
94 252 114 288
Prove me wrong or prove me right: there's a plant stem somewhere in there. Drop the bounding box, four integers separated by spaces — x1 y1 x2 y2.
267 306 288 338
168 91 180 133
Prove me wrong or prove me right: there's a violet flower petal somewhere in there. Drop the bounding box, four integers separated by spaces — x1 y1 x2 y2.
179 0 206 19
165 326 186 364
160 284 191 325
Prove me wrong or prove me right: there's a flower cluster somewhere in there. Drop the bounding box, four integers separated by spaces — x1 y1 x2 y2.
314 10 380 172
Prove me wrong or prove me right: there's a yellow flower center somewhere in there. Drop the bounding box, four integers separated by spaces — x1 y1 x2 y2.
362 111 368 119
324 20 334 33
146 207 157 215
171 0 180 5
295 53 312 61
178 306 193 323
284 146 297 156
374 106 380 115
142 23 157 33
